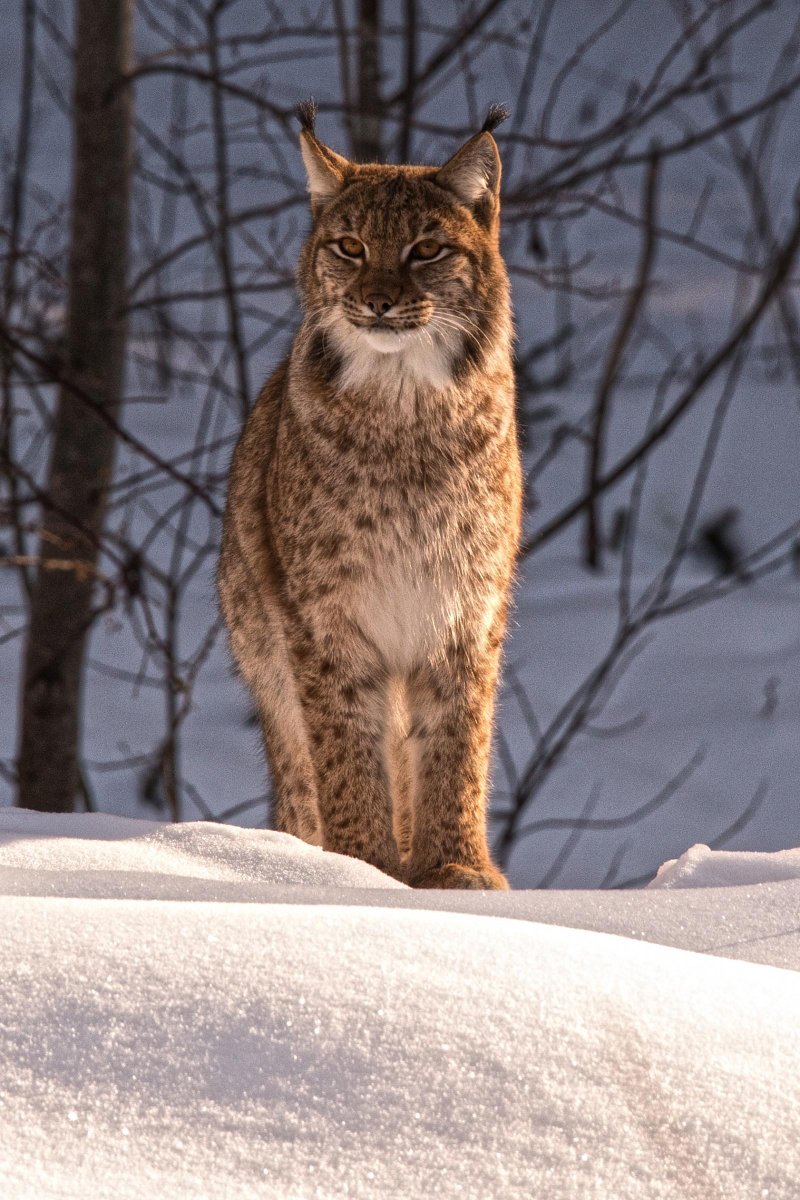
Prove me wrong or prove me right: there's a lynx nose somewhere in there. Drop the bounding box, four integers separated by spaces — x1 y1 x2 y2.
363 291 396 316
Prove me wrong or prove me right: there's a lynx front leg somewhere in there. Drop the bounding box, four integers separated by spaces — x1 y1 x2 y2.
297 639 402 880
406 637 508 890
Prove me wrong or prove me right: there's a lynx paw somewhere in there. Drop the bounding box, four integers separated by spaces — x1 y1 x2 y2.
408 863 509 891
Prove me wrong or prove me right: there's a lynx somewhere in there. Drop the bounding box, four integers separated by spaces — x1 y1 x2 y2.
219 101 521 889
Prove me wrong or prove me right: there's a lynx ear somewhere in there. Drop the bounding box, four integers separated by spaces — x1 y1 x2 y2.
300 133 350 214
297 102 350 216
435 132 501 223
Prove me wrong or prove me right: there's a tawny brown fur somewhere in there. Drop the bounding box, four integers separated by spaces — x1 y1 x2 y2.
219 111 521 888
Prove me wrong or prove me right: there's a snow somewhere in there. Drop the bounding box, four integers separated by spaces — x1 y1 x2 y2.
650 842 800 889
0 808 406 891
2 812 800 1199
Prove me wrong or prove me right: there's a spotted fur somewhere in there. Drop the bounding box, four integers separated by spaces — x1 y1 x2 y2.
219 114 521 888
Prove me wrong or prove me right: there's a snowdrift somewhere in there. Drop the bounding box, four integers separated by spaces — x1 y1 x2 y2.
1 810 799 1200
650 841 800 888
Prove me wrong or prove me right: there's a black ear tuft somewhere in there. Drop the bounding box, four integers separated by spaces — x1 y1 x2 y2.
482 102 510 134
297 98 318 134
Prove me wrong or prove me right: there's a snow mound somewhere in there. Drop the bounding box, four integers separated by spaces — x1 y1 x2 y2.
2 900 800 1199
1 814 800 1198
0 808 406 890
649 842 800 888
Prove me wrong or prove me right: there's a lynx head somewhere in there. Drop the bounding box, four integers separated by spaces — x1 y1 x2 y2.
296 101 512 394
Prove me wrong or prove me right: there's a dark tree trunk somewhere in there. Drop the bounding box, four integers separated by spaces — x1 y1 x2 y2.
353 0 382 161
398 0 417 162
17 0 132 812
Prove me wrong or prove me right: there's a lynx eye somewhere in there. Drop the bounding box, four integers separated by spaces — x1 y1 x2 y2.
410 239 444 261
337 236 365 258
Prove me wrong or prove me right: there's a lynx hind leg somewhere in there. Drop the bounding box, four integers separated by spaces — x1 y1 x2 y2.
224 591 321 844
390 735 414 862
386 679 415 861
260 709 321 845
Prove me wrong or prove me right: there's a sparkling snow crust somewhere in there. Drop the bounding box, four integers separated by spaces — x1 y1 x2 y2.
1 812 799 1199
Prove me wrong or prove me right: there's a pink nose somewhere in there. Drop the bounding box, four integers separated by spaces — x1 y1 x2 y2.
363 293 395 316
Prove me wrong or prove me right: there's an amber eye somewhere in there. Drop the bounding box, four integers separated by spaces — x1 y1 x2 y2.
410 239 443 261
338 236 364 258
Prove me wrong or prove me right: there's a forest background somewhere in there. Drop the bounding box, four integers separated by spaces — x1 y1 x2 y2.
1 0 799 888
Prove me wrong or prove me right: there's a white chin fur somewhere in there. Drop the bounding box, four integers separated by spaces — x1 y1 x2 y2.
325 314 458 397
357 327 419 354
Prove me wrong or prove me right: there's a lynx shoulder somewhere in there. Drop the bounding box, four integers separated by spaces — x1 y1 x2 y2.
219 103 521 889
